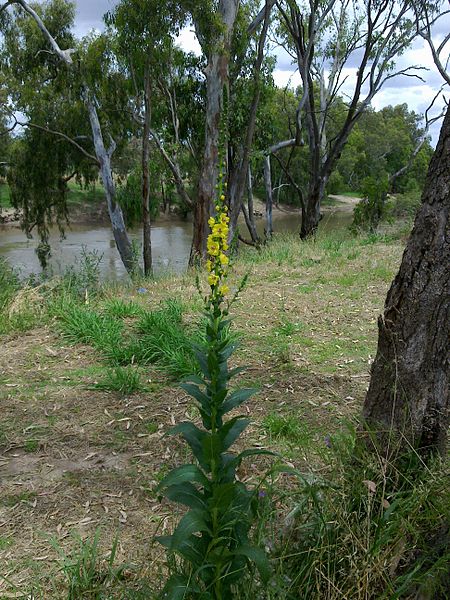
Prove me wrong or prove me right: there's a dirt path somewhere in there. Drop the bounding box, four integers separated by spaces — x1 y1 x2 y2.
328 194 361 210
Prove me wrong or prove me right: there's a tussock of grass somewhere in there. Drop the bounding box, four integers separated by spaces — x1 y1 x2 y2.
94 366 143 395
53 296 202 379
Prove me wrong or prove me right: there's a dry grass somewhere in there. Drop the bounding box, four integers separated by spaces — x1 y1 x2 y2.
0 231 405 596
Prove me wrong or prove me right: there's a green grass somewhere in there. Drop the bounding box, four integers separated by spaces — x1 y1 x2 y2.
94 366 144 395
66 181 104 207
53 297 203 379
243 437 450 600
1 490 37 507
262 413 313 446
0 182 11 208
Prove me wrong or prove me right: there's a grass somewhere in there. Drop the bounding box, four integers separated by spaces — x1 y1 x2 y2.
1 224 447 598
52 295 202 379
94 366 144 395
0 181 11 208
244 437 450 600
0 181 104 211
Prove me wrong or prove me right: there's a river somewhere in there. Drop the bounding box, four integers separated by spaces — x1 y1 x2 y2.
0 207 352 280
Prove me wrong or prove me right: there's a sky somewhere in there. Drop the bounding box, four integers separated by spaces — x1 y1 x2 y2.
73 0 450 144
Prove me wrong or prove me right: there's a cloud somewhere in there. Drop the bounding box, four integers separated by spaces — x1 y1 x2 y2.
70 0 447 144
73 0 118 35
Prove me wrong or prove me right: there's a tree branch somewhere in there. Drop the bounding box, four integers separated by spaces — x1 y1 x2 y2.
19 120 99 165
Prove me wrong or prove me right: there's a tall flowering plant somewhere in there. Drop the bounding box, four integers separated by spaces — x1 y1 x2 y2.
157 171 271 599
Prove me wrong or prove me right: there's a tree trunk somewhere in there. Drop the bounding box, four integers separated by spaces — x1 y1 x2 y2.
142 73 152 276
264 153 273 239
85 94 136 274
361 106 450 457
301 186 322 238
244 164 260 244
228 0 271 243
190 0 239 264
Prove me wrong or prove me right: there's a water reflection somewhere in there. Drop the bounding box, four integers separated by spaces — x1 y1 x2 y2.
0 208 352 280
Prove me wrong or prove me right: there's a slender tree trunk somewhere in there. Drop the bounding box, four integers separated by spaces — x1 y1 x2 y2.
190 0 239 264
228 0 271 242
245 164 260 244
264 154 273 239
301 174 328 238
361 106 450 457
142 73 152 276
85 94 135 274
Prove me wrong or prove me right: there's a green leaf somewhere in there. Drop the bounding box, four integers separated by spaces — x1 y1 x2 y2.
165 482 207 510
220 388 258 415
162 574 193 600
169 422 207 468
234 545 271 583
194 348 210 378
171 509 210 549
227 366 248 380
176 534 207 564
180 383 211 415
220 417 250 451
219 342 237 361
182 373 205 386
157 464 209 492
230 448 276 471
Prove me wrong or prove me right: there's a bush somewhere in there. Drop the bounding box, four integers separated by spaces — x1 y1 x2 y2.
240 433 450 600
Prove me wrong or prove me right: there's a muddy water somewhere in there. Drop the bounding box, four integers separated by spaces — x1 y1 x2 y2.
0 208 352 280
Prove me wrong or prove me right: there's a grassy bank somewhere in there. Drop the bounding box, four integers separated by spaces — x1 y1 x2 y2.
0 228 448 598
0 181 103 215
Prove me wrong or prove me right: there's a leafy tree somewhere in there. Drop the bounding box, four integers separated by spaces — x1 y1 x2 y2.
106 0 186 275
266 0 437 238
0 0 136 272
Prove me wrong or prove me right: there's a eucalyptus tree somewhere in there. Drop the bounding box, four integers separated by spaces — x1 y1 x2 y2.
0 0 136 273
107 0 186 275
226 0 273 246
185 0 241 262
268 0 436 238
362 2 450 458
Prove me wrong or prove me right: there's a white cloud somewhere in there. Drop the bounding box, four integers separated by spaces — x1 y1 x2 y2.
70 0 449 144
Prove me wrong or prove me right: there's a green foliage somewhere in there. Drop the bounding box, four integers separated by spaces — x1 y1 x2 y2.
116 166 160 227
253 434 450 600
0 182 11 208
262 413 311 446
59 247 103 298
94 366 143 395
50 530 126 599
0 257 19 312
53 296 201 379
157 302 271 598
351 175 389 233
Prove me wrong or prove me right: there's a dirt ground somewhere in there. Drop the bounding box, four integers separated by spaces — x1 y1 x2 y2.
0 231 404 596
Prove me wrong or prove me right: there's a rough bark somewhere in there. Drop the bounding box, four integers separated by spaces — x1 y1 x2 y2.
362 106 450 457
86 94 135 274
142 72 152 276
190 0 239 264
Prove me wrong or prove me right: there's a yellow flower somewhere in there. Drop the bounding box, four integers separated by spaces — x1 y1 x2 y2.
219 253 229 266
208 274 219 286
208 217 216 227
222 242 229 251
219 285 229 296
220 194 225 201
206 260 213 272
215 205 220 211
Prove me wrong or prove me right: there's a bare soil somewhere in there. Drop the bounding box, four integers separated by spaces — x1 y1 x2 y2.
0 234 404 596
